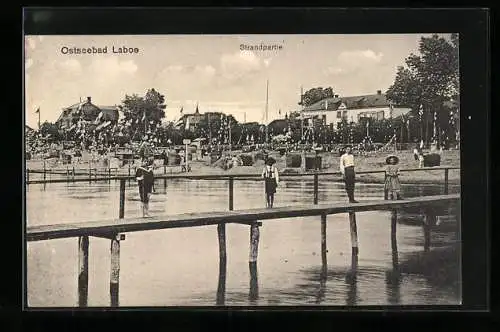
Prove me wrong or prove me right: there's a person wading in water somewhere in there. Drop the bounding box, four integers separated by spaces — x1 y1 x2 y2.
262 157 279 208
340 146 358 203
136 157 155 217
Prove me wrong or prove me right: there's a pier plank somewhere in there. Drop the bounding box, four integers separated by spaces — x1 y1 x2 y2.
26 194 460 242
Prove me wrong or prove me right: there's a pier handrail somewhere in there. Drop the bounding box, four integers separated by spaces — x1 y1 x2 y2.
27 194 460 242
25 165 460 184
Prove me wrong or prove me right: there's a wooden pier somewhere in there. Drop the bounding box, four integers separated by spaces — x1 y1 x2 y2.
26 193 460 307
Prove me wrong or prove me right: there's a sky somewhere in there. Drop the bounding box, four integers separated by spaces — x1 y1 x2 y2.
24 34 452 129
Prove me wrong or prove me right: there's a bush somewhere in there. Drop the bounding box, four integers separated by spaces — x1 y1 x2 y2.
239 154 254 166
286 153 302 168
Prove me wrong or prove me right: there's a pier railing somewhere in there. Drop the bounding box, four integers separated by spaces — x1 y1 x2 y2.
26 166 460 207
26 193 460 307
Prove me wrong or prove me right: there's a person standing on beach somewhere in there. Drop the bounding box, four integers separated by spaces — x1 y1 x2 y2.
384 155 402 200
136 157 155 217
262 157 279 208
340 146 358 203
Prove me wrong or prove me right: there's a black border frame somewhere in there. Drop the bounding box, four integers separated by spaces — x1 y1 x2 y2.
16 6 490 327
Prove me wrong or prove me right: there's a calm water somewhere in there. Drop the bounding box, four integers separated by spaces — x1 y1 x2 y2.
26 177 461 307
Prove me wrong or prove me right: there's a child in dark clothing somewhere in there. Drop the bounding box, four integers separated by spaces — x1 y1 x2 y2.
261 157 279 208
136 158 155 217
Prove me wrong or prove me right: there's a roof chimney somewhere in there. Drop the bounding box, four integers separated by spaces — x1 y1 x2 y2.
87 96 91 103
377 90 382 95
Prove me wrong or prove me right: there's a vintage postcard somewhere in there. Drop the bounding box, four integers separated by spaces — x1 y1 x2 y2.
24 33 462 307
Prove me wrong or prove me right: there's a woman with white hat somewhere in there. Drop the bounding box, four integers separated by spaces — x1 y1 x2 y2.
385 154 402 200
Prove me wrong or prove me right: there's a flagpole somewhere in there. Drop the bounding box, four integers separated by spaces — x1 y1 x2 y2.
38 108 41 130
300 86 304 143
265 79 269 144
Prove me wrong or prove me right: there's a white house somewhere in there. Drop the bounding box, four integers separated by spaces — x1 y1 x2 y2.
301 90 412 128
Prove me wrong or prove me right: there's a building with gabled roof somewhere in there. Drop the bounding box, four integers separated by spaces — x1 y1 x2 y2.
301 90 412 128
55 97 120 130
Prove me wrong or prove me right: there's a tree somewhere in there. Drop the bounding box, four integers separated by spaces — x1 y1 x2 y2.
39 121 63 141
299 87 335 107
121 88 167 140
386 34 459 146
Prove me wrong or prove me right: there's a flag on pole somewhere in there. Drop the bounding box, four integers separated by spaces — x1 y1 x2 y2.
35 108 40 114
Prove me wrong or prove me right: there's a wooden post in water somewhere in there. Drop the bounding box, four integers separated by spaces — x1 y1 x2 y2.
66 166 69 181
43 161 46 181
78 235 89 307
423 208 434 252
119 179 126 219
249 221 260 301
348 212 359 256
444 168 449 194
391 209 399 268
320 213 327 271
108 168 111 182
313 173 319 205
216 223 227 305
384 172 388 200
26 169 29 183
72 166 75 181
249 222 260 264
249 222 259 302
228 176 234 211
110 235 120 307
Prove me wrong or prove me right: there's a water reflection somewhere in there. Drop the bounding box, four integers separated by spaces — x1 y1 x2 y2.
345 253 359 306
386 218 401 305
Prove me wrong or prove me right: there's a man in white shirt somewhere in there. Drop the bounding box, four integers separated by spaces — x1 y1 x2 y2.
340 146 358 203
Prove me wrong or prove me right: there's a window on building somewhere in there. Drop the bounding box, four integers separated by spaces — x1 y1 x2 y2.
342 111 348 119
322 114 327 124
377 111 385 120
337 111 341 118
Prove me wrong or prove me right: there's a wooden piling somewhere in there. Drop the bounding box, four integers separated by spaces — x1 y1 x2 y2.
26 169 29 183
391 209 398 267
78 235 89 307
384 172 388 200
320 213 327 270
348 212 359 256
444 168 449 194
249 259 259 302
216 223 227 305
228 176 234 211
313 173 319 205
110 235 120 307
249 222 260 264
249 222 259 301
119 179 126 219
72 166 75 181
43 161 46 181
423 210 433 252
